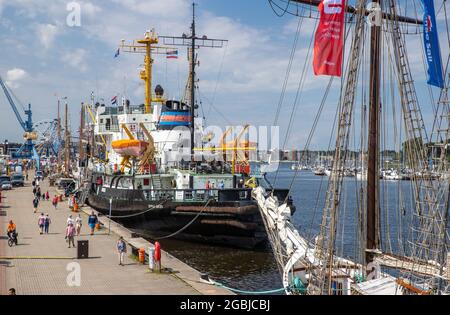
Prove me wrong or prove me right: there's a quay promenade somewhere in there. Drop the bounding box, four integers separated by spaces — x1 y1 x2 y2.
0 178 231 295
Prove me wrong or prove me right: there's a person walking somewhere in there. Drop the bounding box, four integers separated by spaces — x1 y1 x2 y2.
116 236 127 266
65 223 76 248
36 187 41 200
52 196 58 210
67 215 74 226
32 186 37 196
75 214 82 236
33 197 39 213
44 214 51 234
88 211 98 236
38 213 46 234
45 191 50 201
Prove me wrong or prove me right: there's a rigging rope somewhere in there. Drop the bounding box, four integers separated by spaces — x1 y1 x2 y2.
273 12 304 126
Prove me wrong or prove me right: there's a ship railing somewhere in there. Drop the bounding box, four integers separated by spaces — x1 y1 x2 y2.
142 188 252 203
98 124 120 133
118 105 145 115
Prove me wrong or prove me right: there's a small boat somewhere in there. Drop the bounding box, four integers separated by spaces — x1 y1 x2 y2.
313 167 326 176
111 140 149 157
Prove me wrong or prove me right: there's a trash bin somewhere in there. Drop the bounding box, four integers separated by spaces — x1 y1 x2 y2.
138 248 145 264
77 240 89 259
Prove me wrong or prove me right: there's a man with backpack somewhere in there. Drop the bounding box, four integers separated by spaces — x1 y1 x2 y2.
88 211 98 236
33 197 39 213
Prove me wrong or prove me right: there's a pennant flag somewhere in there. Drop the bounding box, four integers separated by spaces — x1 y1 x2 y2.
421 0 444 88
166 50 178 59
111 95 118 105
114 48 120 58
313 0 346 77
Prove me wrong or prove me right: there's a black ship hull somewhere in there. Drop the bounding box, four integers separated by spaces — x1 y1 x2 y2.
86 186 268 249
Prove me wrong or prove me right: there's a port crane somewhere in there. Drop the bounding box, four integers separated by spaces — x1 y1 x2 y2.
0 73 40 169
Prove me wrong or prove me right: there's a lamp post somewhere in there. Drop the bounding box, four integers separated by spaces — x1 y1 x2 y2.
109 198 112 235
4 140 9 174
4 139 8 156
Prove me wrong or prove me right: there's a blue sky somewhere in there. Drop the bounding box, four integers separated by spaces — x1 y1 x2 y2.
0 0 449 151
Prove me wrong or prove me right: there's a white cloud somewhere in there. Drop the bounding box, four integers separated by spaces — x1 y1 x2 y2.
82 1 102 17
37 23 58 49
61 48 88 72
113 0 190 19
5 68 28 88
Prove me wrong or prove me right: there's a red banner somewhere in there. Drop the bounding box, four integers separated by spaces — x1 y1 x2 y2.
313 0 346 77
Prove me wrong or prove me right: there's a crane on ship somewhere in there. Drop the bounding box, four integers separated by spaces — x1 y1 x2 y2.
0 73 40 169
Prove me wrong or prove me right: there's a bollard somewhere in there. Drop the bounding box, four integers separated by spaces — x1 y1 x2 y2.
95 223 101 230
138 248 145 264
73 202 79 212
154 242 161 273
148 246 155 271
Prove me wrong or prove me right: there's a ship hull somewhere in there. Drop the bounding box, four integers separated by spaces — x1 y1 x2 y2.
86 186 267 249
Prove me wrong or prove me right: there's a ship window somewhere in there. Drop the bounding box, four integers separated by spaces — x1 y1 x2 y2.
100 119 104 123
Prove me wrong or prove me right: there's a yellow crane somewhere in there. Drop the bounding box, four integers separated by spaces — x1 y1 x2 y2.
138 123 156 173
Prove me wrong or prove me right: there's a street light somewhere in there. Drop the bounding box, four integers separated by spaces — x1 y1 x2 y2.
4 139 8 155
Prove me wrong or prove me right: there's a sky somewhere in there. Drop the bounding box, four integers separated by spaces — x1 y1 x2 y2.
0 0 449 151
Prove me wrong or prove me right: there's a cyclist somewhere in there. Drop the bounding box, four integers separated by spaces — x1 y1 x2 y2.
7 220 17 240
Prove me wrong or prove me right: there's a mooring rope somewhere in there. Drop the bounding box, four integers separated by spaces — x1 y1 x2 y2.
213 281 286 294
154 198 213 240
104 199 168 219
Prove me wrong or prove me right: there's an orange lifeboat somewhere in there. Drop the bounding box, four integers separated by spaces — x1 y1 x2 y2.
112 140 149 157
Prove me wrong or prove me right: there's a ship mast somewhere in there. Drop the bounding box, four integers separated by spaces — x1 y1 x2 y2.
64 100 70 177
189 3 196 158
158 2 227 160
119 30 161 114
57 98 62 174
366 0 381 267
79 103 85 168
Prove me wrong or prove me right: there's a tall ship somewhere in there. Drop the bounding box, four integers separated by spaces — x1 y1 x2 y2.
252 0 449 295
80 6 295 249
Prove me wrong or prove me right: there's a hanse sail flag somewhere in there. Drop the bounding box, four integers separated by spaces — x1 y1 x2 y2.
421 0 444 88
313 0 346 77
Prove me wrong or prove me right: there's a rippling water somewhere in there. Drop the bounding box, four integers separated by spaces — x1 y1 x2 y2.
137 163 417 293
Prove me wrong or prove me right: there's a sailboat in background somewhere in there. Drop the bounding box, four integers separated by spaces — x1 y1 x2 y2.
255 0 449 294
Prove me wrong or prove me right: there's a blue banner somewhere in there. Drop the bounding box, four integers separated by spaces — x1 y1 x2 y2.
422 0 444 88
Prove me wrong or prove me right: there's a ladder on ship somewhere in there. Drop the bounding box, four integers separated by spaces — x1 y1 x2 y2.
151 175 162 190
311 1 367 295
387 0 449 293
